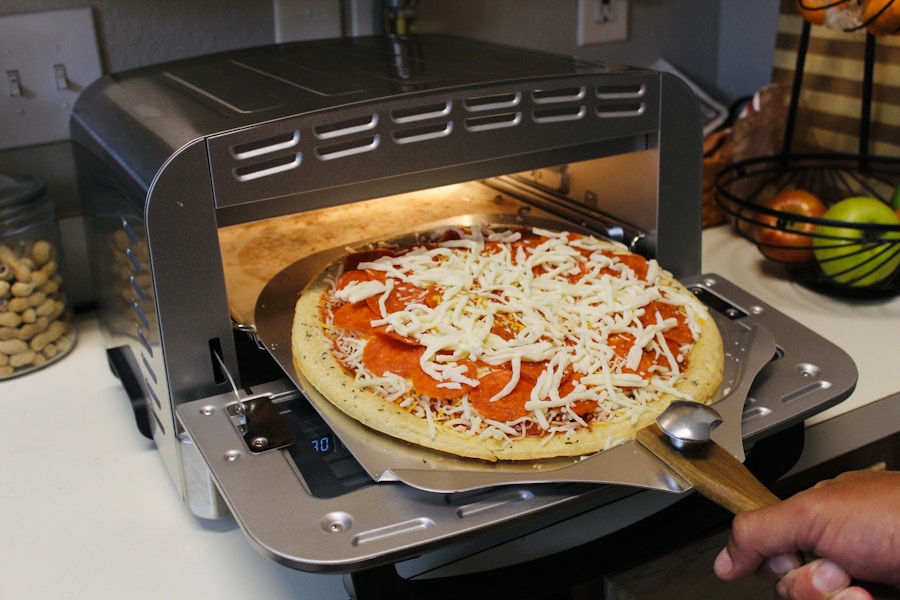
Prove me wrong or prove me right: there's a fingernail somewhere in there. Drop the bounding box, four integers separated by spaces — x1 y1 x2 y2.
768 553 798 577
713 548 733 577
834 589 870 600
812 560 850 594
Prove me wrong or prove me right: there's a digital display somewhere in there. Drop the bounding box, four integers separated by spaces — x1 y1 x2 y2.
279 396 372 498
310 434 336 454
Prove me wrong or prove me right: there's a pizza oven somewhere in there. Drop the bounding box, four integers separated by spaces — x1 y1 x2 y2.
71 35 856 597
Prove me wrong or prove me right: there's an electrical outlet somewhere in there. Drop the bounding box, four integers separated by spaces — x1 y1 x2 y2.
0 8 102 150
577 0 629 46
274 0 343 43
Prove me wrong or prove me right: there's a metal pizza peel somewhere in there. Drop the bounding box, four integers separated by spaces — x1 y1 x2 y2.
254 228 775 496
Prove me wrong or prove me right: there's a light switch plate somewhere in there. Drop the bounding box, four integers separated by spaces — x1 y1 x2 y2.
0 8 102 150
577 0 629 46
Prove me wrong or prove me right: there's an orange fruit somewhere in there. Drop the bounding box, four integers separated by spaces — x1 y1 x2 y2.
797 0 856 28
798 0 831 24
860 0 900 35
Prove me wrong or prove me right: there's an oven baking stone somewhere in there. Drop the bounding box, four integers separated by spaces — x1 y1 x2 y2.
220 182 534 327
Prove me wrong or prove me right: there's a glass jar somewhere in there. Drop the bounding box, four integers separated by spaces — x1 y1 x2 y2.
0 174 76 378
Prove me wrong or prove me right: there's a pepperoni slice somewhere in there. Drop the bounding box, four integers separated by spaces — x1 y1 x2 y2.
343 248 394 271
366 280 436 316
608 332 658 378
332 301 383 336
641 301 692 345
519 360 549 382
558 372 598 415
598 250 649 281
469 370 533 421
363 335 476 401
411 358 477 400
491 313 522 340
362 334 424 378
615 252 649 280
335 270 372 291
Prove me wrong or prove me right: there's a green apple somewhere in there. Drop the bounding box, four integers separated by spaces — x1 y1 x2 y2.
813 196 900 287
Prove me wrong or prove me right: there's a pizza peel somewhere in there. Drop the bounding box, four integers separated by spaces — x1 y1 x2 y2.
382 323 780 508
254 220 782 498
634 323 781 514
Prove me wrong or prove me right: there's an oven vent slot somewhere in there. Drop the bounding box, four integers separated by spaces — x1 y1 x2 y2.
391 101 452 123
137 327 153 357
233 154 301 181
532 86 586 104
463 91 521 112
230 131 299 160
392 122 452 144
314 135 379 160
464 112 522 132
595 83 647 99
533 105 586 123
313 114 378 140
145 377 162 412
116 216 162 434
596 103 646 118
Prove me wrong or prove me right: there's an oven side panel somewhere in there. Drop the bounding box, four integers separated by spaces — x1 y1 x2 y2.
656 72 703 277
73 126 235 518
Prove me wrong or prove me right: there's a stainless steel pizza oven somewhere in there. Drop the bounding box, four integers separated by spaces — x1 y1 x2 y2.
72 35 856 595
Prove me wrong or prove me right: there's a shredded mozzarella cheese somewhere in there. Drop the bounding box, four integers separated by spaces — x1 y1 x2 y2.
324 226 705 445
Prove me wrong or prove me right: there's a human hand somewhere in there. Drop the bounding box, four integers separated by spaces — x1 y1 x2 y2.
713 470 900 599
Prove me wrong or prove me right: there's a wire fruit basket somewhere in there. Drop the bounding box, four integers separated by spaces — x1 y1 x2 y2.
715 12 900 299
716 153 900 298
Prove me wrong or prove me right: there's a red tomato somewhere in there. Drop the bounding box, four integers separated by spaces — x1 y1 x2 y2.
753 189 827 264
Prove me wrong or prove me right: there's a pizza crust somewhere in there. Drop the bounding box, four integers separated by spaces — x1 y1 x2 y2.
292 229 724 463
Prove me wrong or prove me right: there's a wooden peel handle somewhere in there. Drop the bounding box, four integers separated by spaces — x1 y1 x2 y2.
636 424 780 514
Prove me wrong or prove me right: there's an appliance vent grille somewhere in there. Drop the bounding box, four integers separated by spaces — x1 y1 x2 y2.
596 103 646 118
391 101 452 123
231 131 299 159
212 78 656 200
595 83 647 118
532 86 585 104
119 216 164 434
392 122 452 144
533 105 586 123
464 112 522 132
596 83 646 99
314 114 378 140
233 153 302 181
314 135 379 160
463 92 521 112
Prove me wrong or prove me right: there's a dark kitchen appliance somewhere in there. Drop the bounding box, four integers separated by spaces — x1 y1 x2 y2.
71 35 856 594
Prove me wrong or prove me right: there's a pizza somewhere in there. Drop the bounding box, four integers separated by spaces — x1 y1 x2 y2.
292 224 724 462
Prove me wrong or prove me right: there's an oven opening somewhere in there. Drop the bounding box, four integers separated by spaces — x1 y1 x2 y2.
216 150 662 499
217 150 659 331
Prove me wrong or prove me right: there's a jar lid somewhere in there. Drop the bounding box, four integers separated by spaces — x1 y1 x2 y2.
0 174 46 209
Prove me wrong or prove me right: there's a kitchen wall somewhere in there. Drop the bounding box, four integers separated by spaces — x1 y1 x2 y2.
0 0 274 305
0 0 780 307
415 0 780 103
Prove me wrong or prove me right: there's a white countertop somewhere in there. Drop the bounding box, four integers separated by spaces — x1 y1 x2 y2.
2 224 897 599
701 224 900 424
1 316 348 599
